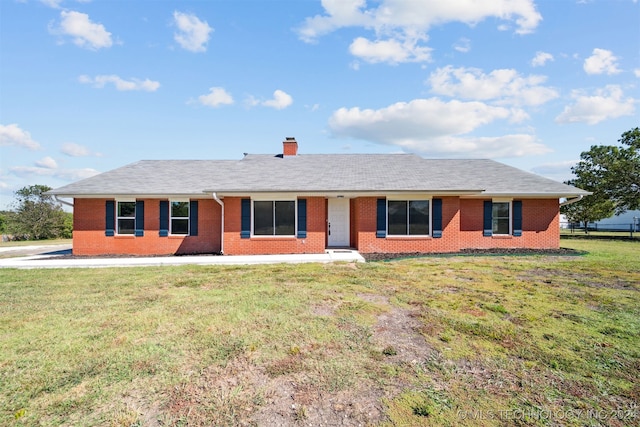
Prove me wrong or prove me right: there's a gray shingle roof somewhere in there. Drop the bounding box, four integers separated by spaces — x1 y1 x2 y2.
48 154 588 197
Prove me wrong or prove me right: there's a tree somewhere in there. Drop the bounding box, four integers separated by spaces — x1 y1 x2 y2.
9 185 67 240
570 127 640 215
561 178 614 232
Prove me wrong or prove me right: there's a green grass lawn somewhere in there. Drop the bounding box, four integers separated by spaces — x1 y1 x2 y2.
1 240 638 426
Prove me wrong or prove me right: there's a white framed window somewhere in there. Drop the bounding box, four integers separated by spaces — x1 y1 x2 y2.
253 200 296 236
170 201 189 235
116 201 136 235
492 200 511 235
387 199 430 236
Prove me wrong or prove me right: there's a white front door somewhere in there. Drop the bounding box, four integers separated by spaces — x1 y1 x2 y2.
327 198 350 247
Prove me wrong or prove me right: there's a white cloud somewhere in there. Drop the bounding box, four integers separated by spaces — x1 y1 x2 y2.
555 85 635 125
61 142 91 157
583 48 621 75
328 97 550 157
634 69 640 78
0 124 41 150
197 87 234 107
41 0 63 8
60 142 101 157
35 156 58 169
428 66 559 107
297 0 540 64
173 11 213 53
531 51 553 67
247 90 293 110
51 10 112 50
299 0 541 41
78 74 160 91
263 90 293 109
349 35 431 64
297 0 372 42
453 37 471 53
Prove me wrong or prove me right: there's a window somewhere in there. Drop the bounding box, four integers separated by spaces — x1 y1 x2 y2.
253 200 295 236
388 200 430 236
171 201 189 235
492 201 511 235
117 201 135 234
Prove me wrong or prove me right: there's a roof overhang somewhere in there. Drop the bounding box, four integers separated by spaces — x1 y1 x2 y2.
206 189 485 197
47 192 209 199
461 191 592 199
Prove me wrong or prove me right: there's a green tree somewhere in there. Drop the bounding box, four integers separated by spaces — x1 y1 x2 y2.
570 127 640 215
561 178 615 232
9 185 67 240
61 211 74 239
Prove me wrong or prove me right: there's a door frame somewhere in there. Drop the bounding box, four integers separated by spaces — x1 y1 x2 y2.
326 197 351 248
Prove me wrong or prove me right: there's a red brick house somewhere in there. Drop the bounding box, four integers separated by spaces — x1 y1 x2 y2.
48 138 588 256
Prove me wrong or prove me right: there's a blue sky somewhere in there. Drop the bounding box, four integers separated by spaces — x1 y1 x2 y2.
1 0 638 209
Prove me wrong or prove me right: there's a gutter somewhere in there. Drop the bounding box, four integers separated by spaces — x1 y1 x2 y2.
54 196 74 208
212 193 224 254
560 195 584 207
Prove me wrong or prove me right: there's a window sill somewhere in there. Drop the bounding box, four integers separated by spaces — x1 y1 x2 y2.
385 235 432 240
250 236 297 240
169 235 188 239
114 235 135 239
492 235 513 239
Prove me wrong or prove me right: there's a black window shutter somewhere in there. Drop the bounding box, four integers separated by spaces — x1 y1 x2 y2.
189 200 199 236
159 200 169 237
512 200 522 237
105 200 115 236
241 198 251 239
432 198 443 238
297 199 307 238
135 200 144 236
483 201 493 236
376 198 386 238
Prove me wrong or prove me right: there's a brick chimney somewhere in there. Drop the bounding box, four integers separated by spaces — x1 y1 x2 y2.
283 137 298 156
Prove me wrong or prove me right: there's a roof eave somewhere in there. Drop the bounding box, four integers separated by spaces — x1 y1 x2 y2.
466 191 592 198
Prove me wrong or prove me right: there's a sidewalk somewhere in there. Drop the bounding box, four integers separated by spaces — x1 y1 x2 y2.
0 249 365 269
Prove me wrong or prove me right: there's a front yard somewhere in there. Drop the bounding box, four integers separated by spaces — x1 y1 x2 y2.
1 240 638 426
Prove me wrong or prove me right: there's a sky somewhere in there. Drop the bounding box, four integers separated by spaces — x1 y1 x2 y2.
1 0 639 210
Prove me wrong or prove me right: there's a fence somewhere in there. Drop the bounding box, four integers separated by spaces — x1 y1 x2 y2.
560 221 639 239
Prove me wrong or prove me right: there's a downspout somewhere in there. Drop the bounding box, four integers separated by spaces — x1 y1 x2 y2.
54 196 74 209
560 195 584 207
212 193 224 254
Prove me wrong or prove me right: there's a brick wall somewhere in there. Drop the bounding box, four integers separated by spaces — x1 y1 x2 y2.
72 198 221 255
223 196 326 255
72 195 561 256
459 198 559 249
352 197 461 253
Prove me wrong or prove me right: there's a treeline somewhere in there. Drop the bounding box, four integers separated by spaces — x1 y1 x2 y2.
1 185 72 241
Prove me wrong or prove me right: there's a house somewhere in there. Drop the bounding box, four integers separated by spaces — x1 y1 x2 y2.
48 138 589 256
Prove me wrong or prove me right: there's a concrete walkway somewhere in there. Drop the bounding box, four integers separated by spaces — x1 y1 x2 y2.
0 248 365 269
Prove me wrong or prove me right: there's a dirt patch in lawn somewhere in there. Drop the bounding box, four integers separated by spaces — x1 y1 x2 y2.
161 294 437 426
369 295 437 364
